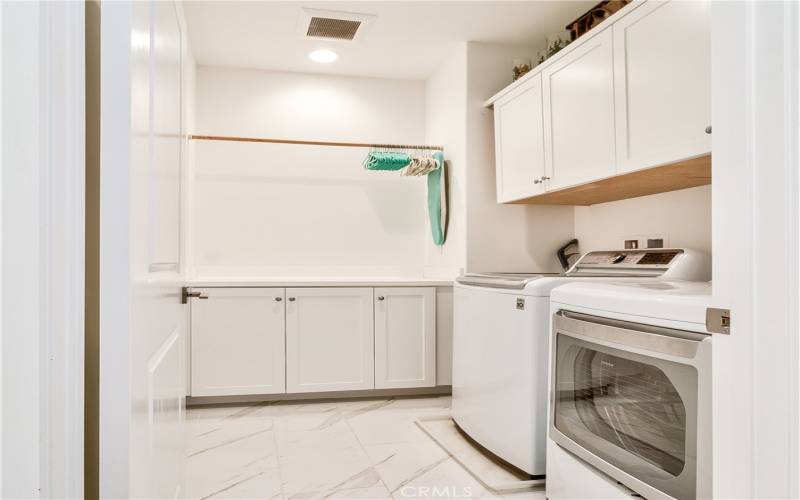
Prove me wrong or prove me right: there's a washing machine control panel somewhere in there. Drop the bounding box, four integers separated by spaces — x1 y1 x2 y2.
567 249 683 276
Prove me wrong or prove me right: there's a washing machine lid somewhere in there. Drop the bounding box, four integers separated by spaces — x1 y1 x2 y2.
455 273 556 290
456 248 710 295
551 281 713 327
456 275 626 297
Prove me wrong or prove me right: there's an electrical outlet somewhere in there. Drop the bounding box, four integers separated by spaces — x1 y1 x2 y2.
623 235 645 249
624 234 669 250
645 234 668 248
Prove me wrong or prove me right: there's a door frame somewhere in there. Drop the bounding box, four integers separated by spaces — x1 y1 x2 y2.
711 1 800 498
1 1 85 498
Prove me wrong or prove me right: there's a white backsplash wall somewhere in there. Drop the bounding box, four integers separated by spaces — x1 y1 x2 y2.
573 185 712 253
192 66 428 278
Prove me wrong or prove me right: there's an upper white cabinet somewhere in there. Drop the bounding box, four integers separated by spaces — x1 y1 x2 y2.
542 28 616 191
191 288 286 396
488 0 711 205
494 74 547 202
374 287 436 389
613 0 711 173
285 287 374 393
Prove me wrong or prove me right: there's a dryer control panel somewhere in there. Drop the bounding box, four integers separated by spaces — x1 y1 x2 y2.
566 249 684 277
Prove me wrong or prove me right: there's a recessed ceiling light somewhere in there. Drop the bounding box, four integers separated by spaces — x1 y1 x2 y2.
308 49 338 64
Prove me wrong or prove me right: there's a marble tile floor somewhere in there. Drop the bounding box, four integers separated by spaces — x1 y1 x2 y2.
184 396 546 500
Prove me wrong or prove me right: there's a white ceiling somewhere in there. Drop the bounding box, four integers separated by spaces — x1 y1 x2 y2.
182 1 595 80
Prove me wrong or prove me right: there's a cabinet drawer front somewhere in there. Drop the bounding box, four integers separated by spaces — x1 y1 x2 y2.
543 28 616 191
614 0 711 173
374 287 436 389
190 288 286 396
285 287 374 393
494 74 546 202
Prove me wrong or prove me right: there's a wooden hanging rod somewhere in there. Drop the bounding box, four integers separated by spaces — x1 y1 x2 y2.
190 134 444 151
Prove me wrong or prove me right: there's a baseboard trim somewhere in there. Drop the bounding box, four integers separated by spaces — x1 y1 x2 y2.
186 386 452 407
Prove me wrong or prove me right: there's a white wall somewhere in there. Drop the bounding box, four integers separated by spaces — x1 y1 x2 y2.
423 42 577 277
574 185 711 253
192 67 428 278
424 44 468 279
465 42 575 274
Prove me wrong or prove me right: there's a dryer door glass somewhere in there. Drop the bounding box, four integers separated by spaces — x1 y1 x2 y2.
553 334 698 499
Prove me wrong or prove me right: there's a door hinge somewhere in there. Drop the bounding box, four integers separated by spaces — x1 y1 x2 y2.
705 307 730 334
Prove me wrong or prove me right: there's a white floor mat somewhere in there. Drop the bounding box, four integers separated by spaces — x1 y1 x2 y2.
414 414 546 494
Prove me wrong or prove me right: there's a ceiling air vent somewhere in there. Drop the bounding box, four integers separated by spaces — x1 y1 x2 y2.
297 8 375 42
307 17 361 41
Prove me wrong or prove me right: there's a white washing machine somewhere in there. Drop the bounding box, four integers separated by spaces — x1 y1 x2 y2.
547 280 714 499
452 248 711 476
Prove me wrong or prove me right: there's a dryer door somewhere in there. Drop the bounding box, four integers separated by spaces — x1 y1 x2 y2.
550 311 709 499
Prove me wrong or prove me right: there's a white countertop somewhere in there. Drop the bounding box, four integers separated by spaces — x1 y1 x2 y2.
186 277 455 288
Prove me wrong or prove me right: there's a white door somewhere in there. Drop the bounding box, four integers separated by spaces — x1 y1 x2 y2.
286 288 374 393
613 0 711 173
543 28 616 191
190 288 286 396
374 288 436 389
494 74 546 202
99 1 186 498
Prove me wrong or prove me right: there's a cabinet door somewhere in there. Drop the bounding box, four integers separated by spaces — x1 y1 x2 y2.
494 74 546 202
614 0 710 173
543 28 616 190
190 288 286 396
285 287 374 393
374 287 436 389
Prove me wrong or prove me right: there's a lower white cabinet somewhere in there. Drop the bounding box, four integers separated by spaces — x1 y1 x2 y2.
374 287 436 389
285 287 375 393
190 288 286 396
189 285 443 397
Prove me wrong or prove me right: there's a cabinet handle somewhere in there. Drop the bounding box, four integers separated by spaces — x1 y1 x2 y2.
181 287 208 304
377 296 385 301
705 125 712 134
275 297 283 302
541 176 551 181
288 297 296 302
534 179 542 184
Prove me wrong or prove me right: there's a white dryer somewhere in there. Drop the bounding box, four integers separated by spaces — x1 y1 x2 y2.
547 280 714 499
452 249 710 477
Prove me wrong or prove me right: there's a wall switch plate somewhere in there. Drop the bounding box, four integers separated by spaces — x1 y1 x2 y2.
624 239 639 249
647 238 664 248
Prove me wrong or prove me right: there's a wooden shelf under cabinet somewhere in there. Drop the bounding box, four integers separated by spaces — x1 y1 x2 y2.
510 154 711 206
